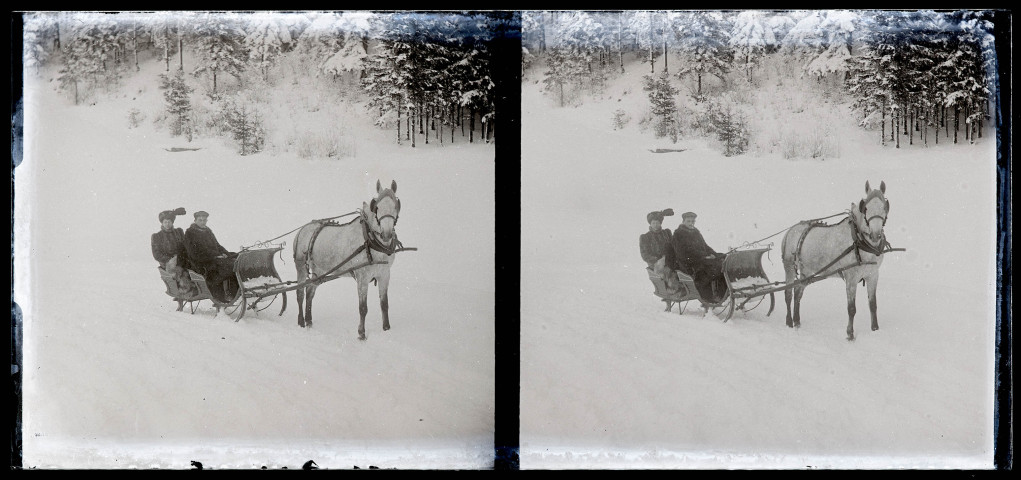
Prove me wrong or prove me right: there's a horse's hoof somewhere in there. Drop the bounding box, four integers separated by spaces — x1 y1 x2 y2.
383 325 390 331
847 333 855 341
871 325 879 331
358 335 367 341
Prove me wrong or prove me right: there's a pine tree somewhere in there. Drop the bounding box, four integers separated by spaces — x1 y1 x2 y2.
23 12 61 74
245 14 295 81
674 11 733 100
192 12 249 95
729 10 776 82
159 69 194 140
642 71 679 143
222 97 265 155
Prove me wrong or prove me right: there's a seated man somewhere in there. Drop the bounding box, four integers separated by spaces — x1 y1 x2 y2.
151 207 199 310
184 210 239 304
640 208 678 291
671 211 727 303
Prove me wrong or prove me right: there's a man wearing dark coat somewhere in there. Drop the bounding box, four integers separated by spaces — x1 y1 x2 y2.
640 208 678 290
671 211 727 303
184 210 239 303
152 207 199 309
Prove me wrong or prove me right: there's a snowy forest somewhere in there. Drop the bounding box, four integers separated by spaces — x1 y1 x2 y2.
522 10 998 157
21 11 505 155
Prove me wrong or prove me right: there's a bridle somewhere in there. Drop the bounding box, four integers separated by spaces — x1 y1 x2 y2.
858 192 890 228
370 189 401 228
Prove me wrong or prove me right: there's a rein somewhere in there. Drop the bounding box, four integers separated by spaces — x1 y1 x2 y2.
240 211 360 251
733 212 848 251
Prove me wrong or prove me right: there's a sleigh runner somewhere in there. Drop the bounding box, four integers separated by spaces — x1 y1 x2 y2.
649 246 776 321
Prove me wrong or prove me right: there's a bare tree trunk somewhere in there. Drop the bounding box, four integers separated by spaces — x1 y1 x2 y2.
164 25 170 72
953 105 958 144
178 36 184 71
649 42 654 74
909 108 913 145
662 40 668 73
396 100 401 145
895 107 900 148
890 108 894 143
881 106 886 146
469 106 475 143
133 26 140 72
618 12 625 73
965 102 971 141
540 11 547 52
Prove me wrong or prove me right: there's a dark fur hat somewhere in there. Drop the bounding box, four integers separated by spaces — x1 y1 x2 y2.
681 211 697 220
647 208 675 224
193 210 209 219
158 207 187 222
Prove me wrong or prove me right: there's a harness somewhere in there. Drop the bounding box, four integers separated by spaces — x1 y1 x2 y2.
300 211 413 285
791 213 894 285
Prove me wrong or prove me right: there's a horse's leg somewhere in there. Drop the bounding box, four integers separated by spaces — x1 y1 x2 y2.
792 284 804 329
357 275 369 340
378 268 391 332
296 286 306 327
783 264 796 328
867 274 879 332
845 277 858 341
294 261 307 327
304 284 317 328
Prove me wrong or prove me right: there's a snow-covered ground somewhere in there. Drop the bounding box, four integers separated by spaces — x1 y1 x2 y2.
15 50 495 469
519 62 998 469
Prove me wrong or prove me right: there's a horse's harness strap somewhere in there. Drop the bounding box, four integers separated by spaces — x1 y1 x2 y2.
793 220 823 279
793 215 863 284
303 220 335 275
362 215 403 256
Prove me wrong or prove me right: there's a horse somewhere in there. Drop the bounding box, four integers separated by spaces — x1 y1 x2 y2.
293 179 402 340
781 181 892 341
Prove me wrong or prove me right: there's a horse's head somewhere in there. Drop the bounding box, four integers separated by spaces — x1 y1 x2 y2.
856 180 890 248
369 179 401 243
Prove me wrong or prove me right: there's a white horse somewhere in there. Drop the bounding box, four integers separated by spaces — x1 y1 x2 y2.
293 180 402 340
782 181 892 341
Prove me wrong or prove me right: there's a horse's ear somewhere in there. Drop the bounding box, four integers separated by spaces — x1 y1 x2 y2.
376 180 382 193
880 181 886 194
859 199 865 213
885 199 890 212
370 198 377 212
396 198 401 212
865 180 871 193
391 180 397 193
